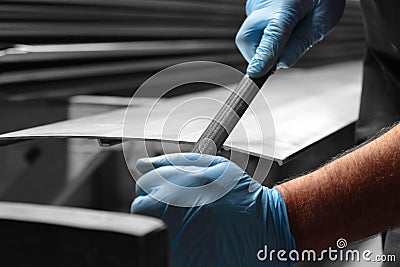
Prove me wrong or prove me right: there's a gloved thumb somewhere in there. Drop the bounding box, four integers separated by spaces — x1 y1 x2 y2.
136 153 228 174
246 16 297 78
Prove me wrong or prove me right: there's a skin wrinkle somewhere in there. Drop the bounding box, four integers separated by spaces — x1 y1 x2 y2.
275 124 400 252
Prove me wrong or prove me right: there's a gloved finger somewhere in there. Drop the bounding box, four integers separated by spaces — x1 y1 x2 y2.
136 153 229 174
136 163 230 194
136 155 168 174
235 15 265 63
135 163 215 199
131 194 166 218
135 164 173 197
135 178 148 197
201 160 243 180
134 168 168 197
246 16 297 78
135 168 223 207
277 15 325 68
245 0 258 16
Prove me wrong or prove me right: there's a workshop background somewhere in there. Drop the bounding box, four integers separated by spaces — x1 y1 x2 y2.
0 0 379 266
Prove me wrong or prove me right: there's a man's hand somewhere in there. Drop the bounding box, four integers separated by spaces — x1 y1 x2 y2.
236 0 345 78
131 153 295 266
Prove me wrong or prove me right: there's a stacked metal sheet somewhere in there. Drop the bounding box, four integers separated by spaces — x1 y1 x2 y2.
0 0 244 43
0 0 365 101
0 0 247 100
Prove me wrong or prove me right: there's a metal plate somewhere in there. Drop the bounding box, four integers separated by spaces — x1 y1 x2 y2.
0 61 363 164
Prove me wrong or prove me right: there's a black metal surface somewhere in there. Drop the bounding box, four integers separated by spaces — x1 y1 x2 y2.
0 203 168 267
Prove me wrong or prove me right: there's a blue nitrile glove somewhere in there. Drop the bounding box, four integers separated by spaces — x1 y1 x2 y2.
131 153 295 266
236 0 345 78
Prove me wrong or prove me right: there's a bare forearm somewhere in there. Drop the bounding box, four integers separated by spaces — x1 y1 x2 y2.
275 123 400 252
